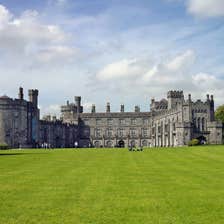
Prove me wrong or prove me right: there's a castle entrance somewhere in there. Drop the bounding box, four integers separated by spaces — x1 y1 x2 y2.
197 136 207 144
118 140 125 148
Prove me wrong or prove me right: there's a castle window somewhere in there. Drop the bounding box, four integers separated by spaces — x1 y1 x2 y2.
197 118 201 131
14 118 19 129
5 130 10 137
96 119 101 125
130 129 137 137
95 128 101 137
107 119 113 126
202 118 205 131
165 124 169 132
118 128 125 137
143 118 148 125
106 141 113 147
173 123 176 131
119 119 125 125
142 128 148 137
94 141 100 147
142 140 148 146
131 119 136 125
14 112 19 118
193 118 196 128
106 128 113 137
152 127 155 135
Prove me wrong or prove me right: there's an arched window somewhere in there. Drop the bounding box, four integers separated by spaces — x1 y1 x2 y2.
94 141 100 148
106 141 113 147
197 117 201 131
193 118 196 128
202 118 205 131
130 140 136 147
142 140 148 147
173 123 176 131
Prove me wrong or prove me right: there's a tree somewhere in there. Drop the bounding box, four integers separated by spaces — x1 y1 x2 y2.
215 105 224 123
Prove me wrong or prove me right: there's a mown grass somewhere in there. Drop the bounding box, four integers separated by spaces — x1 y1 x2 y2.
0 145 224 224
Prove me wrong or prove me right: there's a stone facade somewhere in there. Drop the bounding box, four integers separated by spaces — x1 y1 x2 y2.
0 88 223 148
61 90 223 147
0 88 39 148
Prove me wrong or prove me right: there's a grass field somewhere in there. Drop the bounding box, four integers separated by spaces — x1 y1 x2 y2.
1 146 224 224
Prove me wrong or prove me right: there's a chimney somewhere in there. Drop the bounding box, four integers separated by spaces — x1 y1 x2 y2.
211 95 214 101
106 102 110 113
120 104 124 113
206 94 210 101
135 105 140 113
188 94 191 102
18 87 24 100
91 104 96 113
75 96 81 113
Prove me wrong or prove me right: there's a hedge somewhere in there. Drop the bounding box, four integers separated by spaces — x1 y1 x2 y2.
188 139 200 146
0 143 9 150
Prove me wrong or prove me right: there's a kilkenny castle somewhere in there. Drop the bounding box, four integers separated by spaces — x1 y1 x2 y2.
0 87 223 148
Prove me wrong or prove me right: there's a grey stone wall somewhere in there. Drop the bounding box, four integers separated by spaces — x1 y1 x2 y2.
0 87 222 148
60 90 223 147
0 88 40 148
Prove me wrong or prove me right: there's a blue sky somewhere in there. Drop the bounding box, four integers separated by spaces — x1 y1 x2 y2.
0 0 224 116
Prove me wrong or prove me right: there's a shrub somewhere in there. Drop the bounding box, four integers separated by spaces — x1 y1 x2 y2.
215 105 224 123
0 143 9 150
188 139 199 147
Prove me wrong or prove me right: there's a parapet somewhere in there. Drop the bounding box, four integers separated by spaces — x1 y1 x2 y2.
28 89 39 108
167 90 184 98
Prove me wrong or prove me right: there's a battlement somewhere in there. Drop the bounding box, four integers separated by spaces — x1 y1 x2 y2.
167 90 184 98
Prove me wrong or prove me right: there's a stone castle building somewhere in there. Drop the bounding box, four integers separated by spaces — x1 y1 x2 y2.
0 87 223 148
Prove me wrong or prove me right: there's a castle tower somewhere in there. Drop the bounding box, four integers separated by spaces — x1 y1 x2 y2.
167 90 184 110
28 89 38 108
75 96 83 113
210 95 215 121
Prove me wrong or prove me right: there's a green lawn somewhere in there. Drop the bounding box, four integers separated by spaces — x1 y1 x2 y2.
0 146 224 224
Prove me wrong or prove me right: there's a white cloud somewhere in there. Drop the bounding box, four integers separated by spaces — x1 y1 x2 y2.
40 104 61 117
0 4 74 65
0 2 223 112
95 50 195 85
35 46 77 63
192 73 222 89
166 50 195 71
187 0 224 17
96 59 149 81
94 50 224 105
142 50 196 86
0 5 12 28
